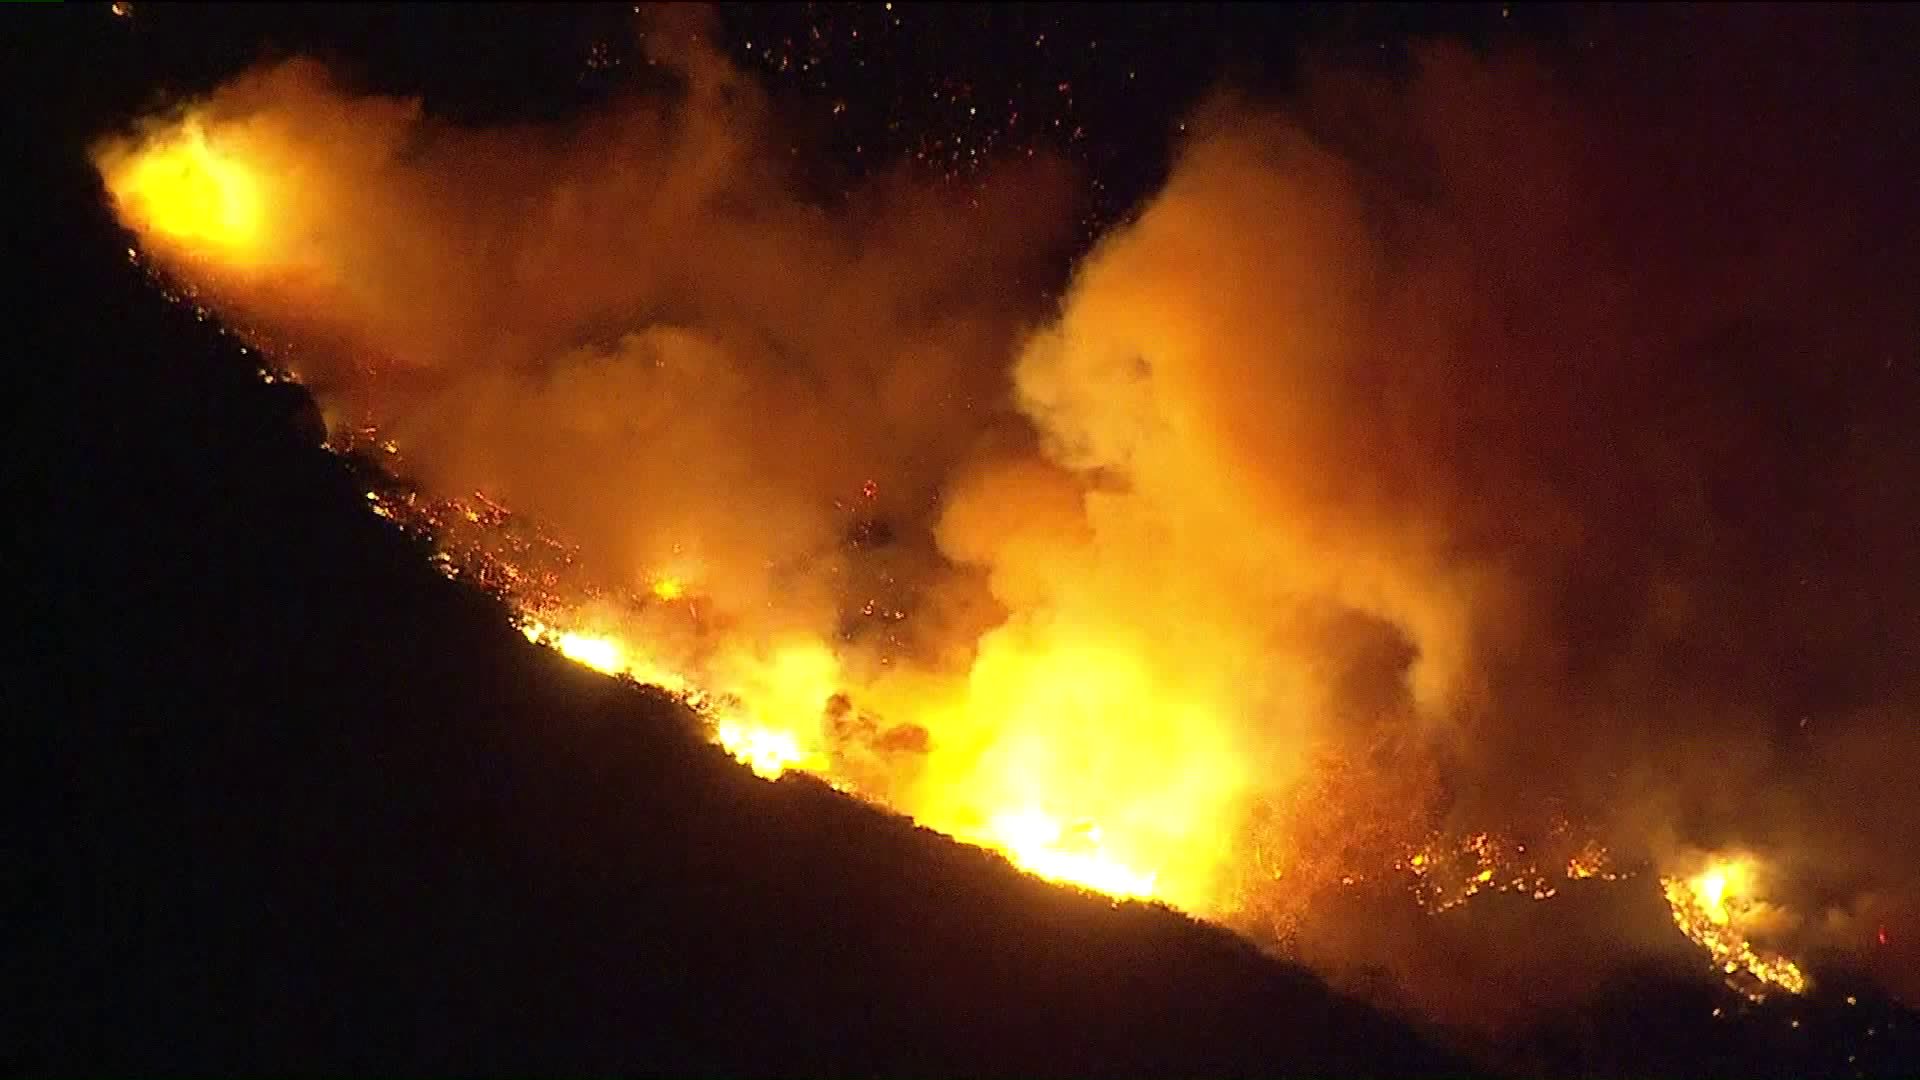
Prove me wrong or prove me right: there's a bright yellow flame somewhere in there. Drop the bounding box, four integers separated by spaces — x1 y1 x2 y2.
703 639 837 778
715 718 808 779
546 630 619 673
511 604 1229 903
888 629 1249 909
1661 855 1809 998
99 118 269 266
650 576 686 601
1696 866 1731 915
518 617 694 694
985 809 1158 899
519 615 823 780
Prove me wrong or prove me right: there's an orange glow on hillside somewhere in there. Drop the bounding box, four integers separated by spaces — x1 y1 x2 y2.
1662 854 1809 999
97 118 269 268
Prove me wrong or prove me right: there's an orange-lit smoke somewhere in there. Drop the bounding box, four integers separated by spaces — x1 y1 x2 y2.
93 4 1920 1016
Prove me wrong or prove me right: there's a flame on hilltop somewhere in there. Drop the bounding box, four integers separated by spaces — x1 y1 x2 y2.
1400 831 1629 913
990 810 1158 900
95 117 268 268
1662 855 1810 999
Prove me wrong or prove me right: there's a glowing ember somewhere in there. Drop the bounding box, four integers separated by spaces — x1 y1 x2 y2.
521 610 1174 897
517 606 826 781
1661 855 1810 999
1566 841 1611 881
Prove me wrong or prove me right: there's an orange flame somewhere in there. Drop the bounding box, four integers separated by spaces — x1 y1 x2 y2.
1661 855 1809 999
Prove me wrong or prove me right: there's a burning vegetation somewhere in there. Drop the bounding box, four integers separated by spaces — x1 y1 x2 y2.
90 3 1920 1025
1663 855 1811 1000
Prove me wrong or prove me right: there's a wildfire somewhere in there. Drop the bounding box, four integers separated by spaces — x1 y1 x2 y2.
92 74 1837 1002
986 810 1158 899
1661 855 1810 999
551 629 623 674
511 595 1155 894
714 718 810 780
519 618 692 694
516 614 818 779
96 117 269 267
1397 830 1627 913
1566 840 1612 881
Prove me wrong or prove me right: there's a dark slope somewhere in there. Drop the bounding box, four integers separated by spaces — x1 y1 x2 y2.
11 43 1466 1080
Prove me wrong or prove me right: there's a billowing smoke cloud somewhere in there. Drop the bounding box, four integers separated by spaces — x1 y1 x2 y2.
95 3 1920 1022
94 7 1078 659
955 6 1920 1012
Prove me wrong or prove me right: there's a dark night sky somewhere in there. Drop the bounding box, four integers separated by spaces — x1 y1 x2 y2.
26 2 1569 233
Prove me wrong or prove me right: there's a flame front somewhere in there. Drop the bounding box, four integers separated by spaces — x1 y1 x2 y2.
512 590 1180 898
1661 855 1810 999
714 719 809 780
97 118 269 268
987 810 1158 900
